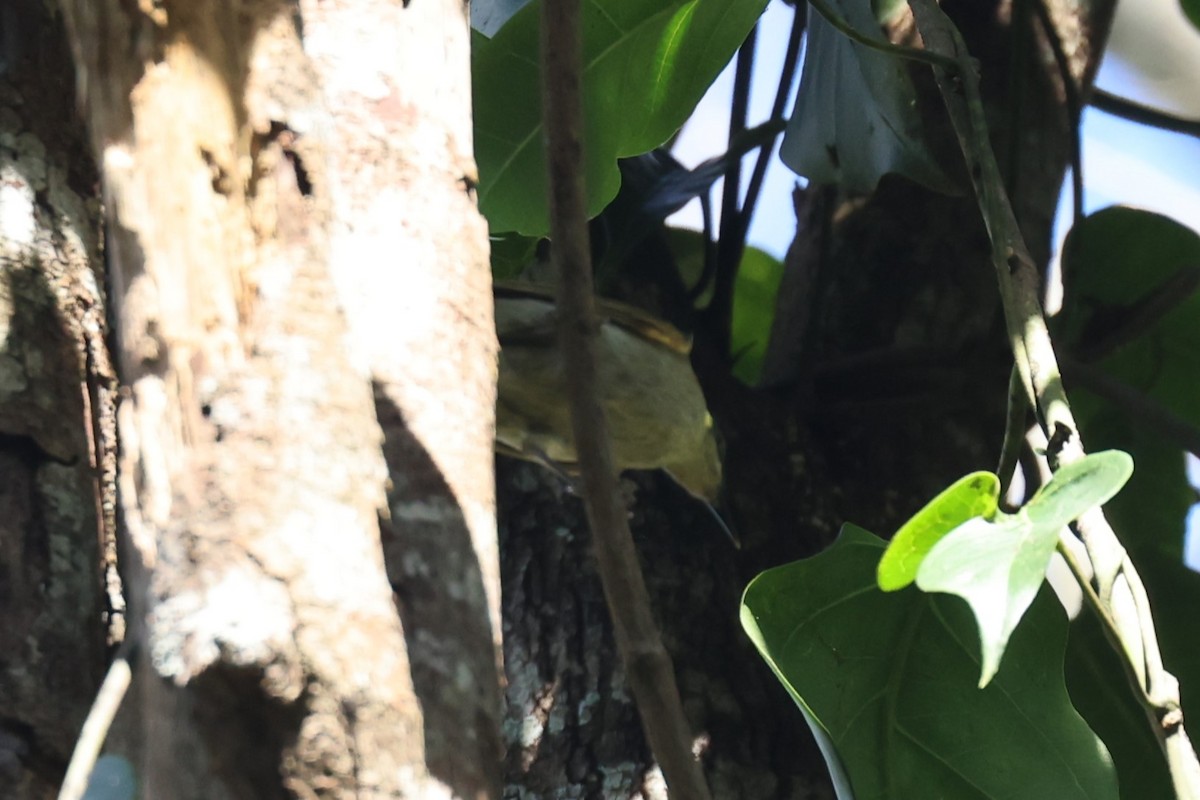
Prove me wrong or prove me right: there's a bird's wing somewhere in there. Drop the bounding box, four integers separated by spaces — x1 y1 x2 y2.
494 280 691 355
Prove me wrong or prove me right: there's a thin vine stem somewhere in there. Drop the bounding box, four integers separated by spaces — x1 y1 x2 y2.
58 641 136 800
1003 0 1031 204
737 3 807 241
807 0 959 70
709 25 759 356
539 0 714 797
1032 0 1084 227
905 0 1200 793
995 365 1027 505
997 0 1085 488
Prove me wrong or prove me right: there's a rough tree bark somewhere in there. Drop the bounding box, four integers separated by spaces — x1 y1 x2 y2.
497 1 1116 797
5 0 503 797
0 3 113 796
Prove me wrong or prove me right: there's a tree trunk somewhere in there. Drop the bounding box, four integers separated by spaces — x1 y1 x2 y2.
0 3 112 797
0 0 505 796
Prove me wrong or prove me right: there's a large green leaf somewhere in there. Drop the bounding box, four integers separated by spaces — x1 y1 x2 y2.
473 0 768 235
780 0 953 193
741 524 1118 799
916 452 1133 687
1060 206 1200 558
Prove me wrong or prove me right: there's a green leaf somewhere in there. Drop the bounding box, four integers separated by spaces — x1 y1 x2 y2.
741 524 1118 799
663 227 783 384
1059 206 1200 558
1182 0 1200 33
473 0 769 235
916 514 1053 688
916 451 1133 686
780 0 953 193
871 0 908 24
489 231 541 279
877 471 999 591
1024 450 1134 527
664 226 708 295
1077 415 1193 562
730 245 784 385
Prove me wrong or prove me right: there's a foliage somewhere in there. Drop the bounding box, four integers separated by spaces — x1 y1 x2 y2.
472 0 1200 796
740 454 1132 797
1183 0 1200 33
665 227 784 384
741 524 1119 800
729 244 785 384
876 471 999 592
886 452 1132 687
1051 209 1200 799
1058 207 1200 561
782 0 953 192
473 0 768 235
1065 558 1181 799
489 232 541 279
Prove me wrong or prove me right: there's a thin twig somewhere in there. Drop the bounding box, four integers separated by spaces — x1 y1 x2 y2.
996 365 1027 503
707 7 805 346
1061 357 1200 459
737 4 807 240
689 190 718 302
677 123 790 301
807 0 959 70
539 1 713 798
906 1 1200 793
1002 0 1031 203
709 26 759 356
58 640 136 800
1072 264 1200 363
1031 0 1084 226
1091 89 1200 139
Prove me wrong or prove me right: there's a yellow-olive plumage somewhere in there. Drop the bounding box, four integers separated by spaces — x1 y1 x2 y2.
494 282 722 503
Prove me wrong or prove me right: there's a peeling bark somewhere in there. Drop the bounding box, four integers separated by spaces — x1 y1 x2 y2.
48 0 500 796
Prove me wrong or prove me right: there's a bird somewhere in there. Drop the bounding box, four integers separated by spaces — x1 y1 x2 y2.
493 281 723 506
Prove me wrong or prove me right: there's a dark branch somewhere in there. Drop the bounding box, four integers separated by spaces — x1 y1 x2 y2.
1090 90 1200 139
538 2 714 798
